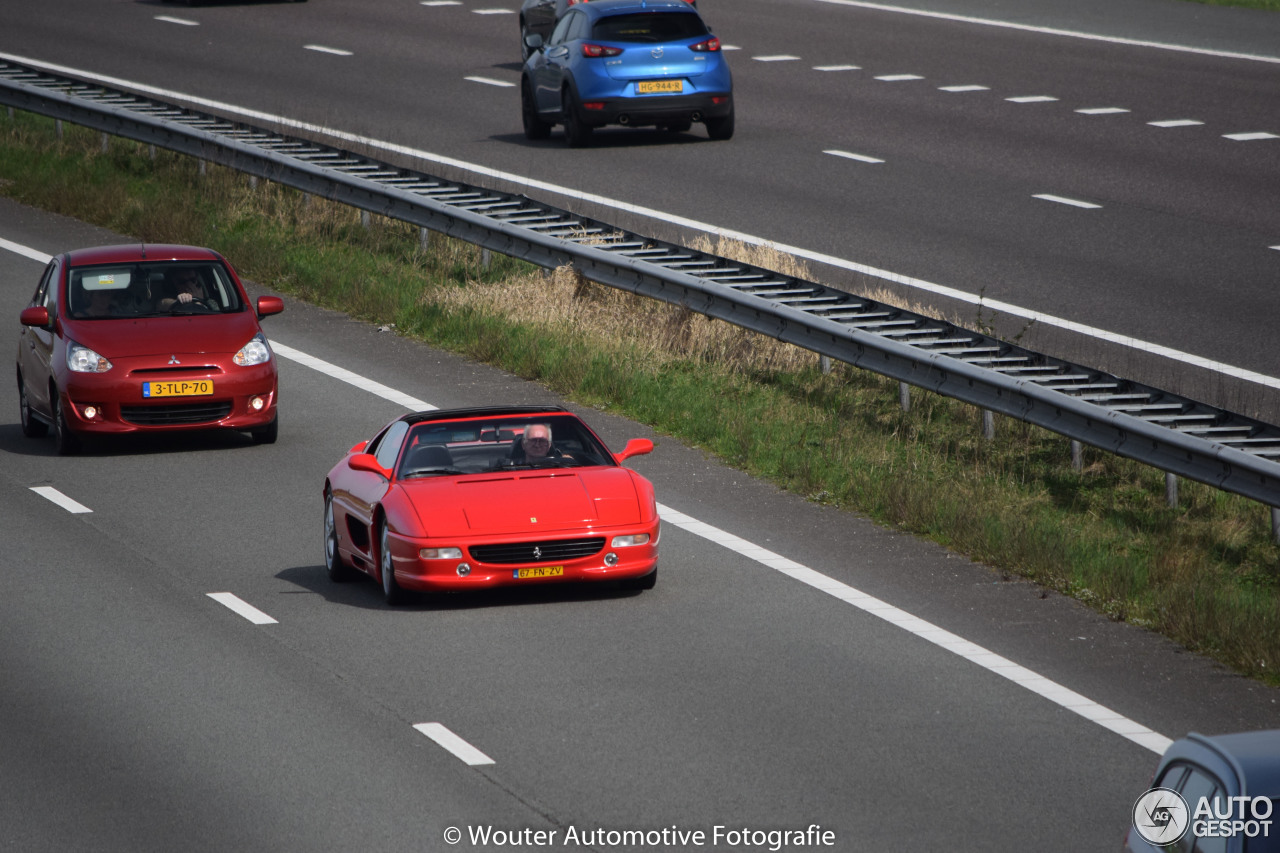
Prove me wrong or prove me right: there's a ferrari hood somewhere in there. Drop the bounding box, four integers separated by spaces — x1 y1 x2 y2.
402 468 643 537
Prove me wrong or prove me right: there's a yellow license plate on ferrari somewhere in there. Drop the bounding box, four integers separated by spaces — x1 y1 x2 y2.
513 566 564 579
144 380 213 398
637 80 682 94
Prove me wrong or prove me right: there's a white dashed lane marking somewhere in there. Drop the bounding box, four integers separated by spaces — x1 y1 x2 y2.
1006 95 1058 103
1225 132 1279 141
1149 120 1204 127
207 593 278 625
414 723 496 765
155 16 198 26
825 149 885 164
1034 194 1103 209
30 486 92 514
466 76 515 88
304 45 353 56
940 85 989 92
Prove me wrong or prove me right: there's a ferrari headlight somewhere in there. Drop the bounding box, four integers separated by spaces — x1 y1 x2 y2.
67 342 112 373
420 547 463 560
234 333 271 367
610 534 650 548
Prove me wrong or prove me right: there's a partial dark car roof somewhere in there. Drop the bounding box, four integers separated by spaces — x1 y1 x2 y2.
580 0 700 17
401 406 570 427
62 244 226 266
1187 731 1280 797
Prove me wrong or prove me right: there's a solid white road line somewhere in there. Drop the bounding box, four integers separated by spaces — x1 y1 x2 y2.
0 236 53 262
414 723 496 765
813 0 1280 65
30 486 92 514
824 149 885 164
269 342 436 411
3 51 1274 392
465 76 515 88
1034 194 1103 209
207 592 278 625
304 45 353 56
655 503 1173 754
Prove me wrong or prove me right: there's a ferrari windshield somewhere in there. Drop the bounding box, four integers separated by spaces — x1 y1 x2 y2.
67 261 244 319
396 414 615 478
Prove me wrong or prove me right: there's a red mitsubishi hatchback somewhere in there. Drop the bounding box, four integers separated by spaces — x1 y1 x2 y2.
15 244 283 454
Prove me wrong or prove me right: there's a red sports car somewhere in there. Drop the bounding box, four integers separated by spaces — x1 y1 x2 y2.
323 406 660 604
16 244 283 454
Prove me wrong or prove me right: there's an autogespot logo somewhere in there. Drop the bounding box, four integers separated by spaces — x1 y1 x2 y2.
1133 787 1190 845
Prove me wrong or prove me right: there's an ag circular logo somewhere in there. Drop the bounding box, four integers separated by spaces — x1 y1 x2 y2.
1133 787 1190 845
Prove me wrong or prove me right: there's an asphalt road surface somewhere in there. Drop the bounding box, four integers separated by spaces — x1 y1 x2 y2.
2 1 1280 850
2 194 1278 852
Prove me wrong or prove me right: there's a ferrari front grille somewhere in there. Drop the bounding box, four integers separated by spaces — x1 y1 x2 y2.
469 537 606 565
120 402 232 425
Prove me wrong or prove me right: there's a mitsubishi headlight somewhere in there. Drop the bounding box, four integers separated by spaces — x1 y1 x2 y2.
67 341 112 373
234 332 271 366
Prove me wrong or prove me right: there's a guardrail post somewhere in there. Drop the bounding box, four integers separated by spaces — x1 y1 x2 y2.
481 247 492 269
820 355 831 375
981 409 995 440
249 175 258 190
361 210 370 229
420 227 430 251
899 381 911 413
55 118 62 141
1071 440 1083 472
1272 507 1280 545
100 132 108 153
198 159 206 177
148 144 155 161
1166 472 1178 508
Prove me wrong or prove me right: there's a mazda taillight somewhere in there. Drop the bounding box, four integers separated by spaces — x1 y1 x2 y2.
582 43 623 58
690 37 721 52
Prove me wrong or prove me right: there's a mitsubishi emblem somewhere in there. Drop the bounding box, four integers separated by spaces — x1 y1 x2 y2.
168 355 180 365
532 546 543 560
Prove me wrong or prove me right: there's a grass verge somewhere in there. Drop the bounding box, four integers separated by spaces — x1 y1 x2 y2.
2 112 1277 684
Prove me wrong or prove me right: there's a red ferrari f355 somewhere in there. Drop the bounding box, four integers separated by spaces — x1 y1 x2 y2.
323 406 659 604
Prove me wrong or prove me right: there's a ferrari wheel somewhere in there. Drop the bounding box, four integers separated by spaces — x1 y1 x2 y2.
379 519 406 605
324 492 355 582
54 393 80 456
18 376 48 438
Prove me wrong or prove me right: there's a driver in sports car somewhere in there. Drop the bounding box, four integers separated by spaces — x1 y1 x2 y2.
509 422 571 466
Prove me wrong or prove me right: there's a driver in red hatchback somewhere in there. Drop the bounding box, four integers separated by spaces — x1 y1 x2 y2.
158 267 209 310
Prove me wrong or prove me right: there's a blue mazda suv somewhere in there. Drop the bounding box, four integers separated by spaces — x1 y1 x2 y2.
521 0 733 146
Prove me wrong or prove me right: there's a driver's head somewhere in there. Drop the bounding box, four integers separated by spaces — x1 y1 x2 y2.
523 423 552 459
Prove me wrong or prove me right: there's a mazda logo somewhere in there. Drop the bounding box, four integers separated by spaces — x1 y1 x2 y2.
651 47 664 59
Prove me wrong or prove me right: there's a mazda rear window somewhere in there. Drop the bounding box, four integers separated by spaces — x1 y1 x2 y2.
592 13 708 42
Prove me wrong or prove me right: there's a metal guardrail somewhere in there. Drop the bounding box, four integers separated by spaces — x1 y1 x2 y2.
4 58 1280 508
